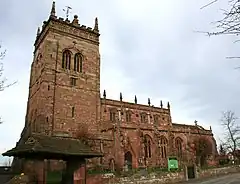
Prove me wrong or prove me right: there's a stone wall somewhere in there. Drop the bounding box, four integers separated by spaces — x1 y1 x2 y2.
198 165 240 179
86 165 240 184
86 171 185 184
115 172 184 184
6 165 240 184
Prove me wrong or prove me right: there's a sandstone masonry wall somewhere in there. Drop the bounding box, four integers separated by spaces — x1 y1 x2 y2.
86 165 240 184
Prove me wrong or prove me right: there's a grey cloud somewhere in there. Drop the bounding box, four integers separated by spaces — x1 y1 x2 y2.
107 0 240 130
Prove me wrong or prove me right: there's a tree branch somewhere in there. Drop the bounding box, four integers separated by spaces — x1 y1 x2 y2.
205 0 240 36
200 0 218 10
0 43 16 124
220 111 240 156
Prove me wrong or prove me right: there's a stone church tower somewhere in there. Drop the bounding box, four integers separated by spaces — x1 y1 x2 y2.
25 2 101 137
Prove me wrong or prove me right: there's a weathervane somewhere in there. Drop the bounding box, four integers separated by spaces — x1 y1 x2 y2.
63 6 72 20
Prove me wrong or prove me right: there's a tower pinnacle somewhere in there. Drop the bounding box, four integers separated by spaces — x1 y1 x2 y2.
94 17 99 32
36 27 40 37
50 1 56 17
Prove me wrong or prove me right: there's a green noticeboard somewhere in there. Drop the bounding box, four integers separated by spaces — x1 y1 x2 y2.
168 157 178 171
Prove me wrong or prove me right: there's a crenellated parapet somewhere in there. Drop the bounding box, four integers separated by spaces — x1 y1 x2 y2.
101 89 171 112
34 1 100 51
100 89 172 130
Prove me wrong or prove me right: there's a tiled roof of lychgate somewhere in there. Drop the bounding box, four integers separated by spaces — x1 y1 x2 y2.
2 133 103 159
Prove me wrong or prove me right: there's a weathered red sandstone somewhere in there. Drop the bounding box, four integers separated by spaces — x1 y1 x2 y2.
18 1 218 177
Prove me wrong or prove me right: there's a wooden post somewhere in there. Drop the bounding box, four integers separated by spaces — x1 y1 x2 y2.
194 163 198 179
184 165 188 181
63 159 85 184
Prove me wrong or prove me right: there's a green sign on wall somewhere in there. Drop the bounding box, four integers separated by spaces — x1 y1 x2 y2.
168 156 178 171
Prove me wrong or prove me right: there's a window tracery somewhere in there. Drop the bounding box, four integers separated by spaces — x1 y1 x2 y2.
159 136 167 158
154 115 159 124
74 53 83 72
175 137 183 158
110 108 117 122
140 112 147 123
62 50 71 69
126 110 131 122
144 135 152 158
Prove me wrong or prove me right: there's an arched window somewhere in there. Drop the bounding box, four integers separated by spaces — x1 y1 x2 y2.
140 112 147 123
126 111 131 122
109 108 117 122
159 136 167 158
74 53 83 72
153 115 159 124
175 137 183 158
144 135 152 158
62 50 71 69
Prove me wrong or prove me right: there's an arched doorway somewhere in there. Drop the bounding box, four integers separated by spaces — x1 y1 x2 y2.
124 151 132 169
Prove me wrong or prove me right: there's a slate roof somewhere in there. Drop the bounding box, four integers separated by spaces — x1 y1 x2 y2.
2 133 103 159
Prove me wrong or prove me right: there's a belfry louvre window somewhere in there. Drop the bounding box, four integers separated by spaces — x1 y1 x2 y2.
62 50 71 69
74 53 83 72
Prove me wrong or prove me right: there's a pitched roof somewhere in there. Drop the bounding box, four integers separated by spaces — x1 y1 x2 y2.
2 133 103 159
172 123 207 130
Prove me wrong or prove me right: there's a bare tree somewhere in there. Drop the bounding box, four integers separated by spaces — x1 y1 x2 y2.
74 123 97 148
218 143 230 165
185 137 213 167
212 1 240 36
194 137 213 167
219 144 226 156
0 44 6 91
0 44 15 91
200 0 240 36
0 44 16 124
0 44 6 124
196 0 240 63
220 111 240 160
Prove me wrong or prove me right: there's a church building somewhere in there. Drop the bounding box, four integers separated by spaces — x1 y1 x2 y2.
15 2 218 172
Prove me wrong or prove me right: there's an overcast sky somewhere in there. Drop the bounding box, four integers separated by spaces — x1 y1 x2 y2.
0 0 240 164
